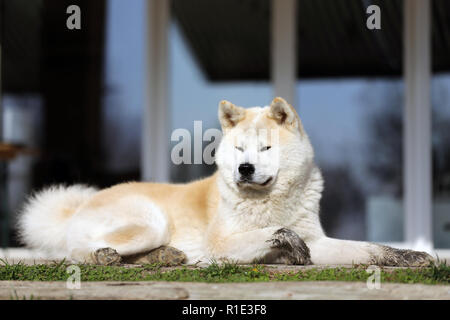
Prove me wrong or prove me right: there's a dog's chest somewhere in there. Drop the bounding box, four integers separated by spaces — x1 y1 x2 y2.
230 199 299 229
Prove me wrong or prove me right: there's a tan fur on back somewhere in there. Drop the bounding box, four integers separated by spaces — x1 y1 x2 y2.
83 173 219 235
104 225 148 245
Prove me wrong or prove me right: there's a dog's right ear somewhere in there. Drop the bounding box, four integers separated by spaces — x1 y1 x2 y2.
218 100 245 132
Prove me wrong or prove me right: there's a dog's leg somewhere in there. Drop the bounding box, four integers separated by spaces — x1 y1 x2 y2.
307 237 434 267
71 245 185 266
371 245 435 267
122 246 186 266
260 228 312 265
70 247 122 265
66 195 171 264
207 227 311 265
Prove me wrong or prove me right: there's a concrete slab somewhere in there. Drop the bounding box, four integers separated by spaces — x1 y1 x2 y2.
1 280 449 300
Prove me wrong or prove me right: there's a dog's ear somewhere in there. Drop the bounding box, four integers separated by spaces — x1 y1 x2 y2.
268 97 304 134
218 100 245 131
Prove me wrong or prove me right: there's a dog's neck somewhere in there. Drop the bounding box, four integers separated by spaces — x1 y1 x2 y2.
215 164 323 229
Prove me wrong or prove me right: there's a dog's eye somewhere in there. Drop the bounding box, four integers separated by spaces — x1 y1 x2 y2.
260 146 271 152
235 146 244 152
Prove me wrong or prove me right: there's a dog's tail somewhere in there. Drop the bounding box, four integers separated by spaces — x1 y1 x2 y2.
16 185 98 258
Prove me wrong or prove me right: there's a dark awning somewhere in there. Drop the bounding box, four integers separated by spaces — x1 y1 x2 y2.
173 0 450 81
1 0 43 93
3 0 450 94
1 0 105 94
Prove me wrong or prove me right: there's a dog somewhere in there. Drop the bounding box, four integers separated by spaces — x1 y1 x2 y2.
17 97 433 266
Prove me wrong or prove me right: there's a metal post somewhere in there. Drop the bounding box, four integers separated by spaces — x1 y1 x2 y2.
142 0 170 182
271 0 297 107
403 0 432 252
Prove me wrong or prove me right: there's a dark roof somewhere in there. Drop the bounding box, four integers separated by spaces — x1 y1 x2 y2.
2 0 450 94
173 0 450 81
1 0 105 94
1 0 43 93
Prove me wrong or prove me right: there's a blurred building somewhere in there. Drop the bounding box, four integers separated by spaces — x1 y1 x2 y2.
0 0 450 257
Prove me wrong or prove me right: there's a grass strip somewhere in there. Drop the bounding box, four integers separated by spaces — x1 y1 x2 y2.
0 259 448 285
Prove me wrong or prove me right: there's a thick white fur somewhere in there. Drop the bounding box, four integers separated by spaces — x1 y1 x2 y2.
17 185 98 259
210 105 383 264
66 194 170 261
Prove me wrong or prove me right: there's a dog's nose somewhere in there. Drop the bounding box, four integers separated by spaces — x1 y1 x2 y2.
239 163 255 177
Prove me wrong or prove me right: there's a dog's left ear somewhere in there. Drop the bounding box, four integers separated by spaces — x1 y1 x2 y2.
268 97 304 134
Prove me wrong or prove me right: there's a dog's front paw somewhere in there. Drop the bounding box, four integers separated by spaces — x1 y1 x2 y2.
267 228 312 265
378 246 434 267
91 247 122 266
123 246 186 266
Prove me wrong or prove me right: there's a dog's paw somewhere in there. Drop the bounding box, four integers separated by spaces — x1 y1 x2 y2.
146 246 187 266
124 246 187 266
378 246 434 267
267 228 312 265
92 247 122 266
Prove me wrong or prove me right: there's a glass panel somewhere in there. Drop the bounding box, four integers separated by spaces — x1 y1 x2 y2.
101 0 145 179
432 75 450 248
295 0 404 242
1 0 144 247
431 0 450 248
297 80 404 241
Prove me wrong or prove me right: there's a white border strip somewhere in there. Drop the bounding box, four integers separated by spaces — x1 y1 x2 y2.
271 0 297 106
142 0 170 182
403 0 432 252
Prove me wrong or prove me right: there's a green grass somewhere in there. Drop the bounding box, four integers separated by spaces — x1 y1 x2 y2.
0 259 449 285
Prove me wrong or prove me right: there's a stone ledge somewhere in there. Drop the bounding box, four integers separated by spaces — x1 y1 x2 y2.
1 280 449 300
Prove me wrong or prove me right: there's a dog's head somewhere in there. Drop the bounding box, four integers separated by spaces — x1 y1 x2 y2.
215 97 315 193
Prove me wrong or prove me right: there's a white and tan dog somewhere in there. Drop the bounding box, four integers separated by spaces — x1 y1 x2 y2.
18 97 432 266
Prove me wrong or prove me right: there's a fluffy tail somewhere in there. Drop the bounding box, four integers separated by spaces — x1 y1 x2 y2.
17 185 98 258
